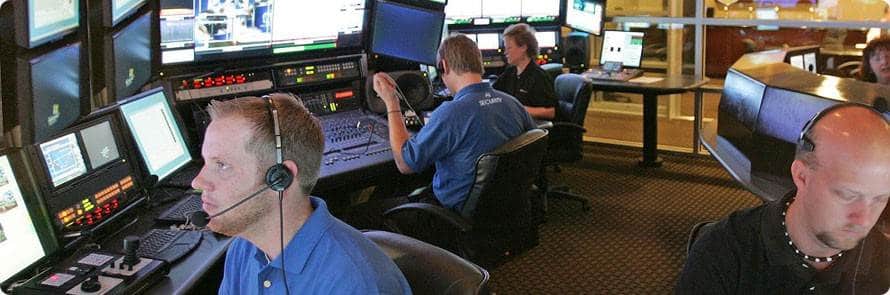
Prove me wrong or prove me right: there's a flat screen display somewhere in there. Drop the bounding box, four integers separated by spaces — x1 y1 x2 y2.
29 43 82 143
565 0 605 36
371 1 445 65
24 0 80 48
536 31 557 48
600 30 645 68
0 155 50 285
39 133 87 188
521 0 560 18
109 11 152 102
482 0 521 18
110 0 147 26
445 0 482 23
476 33 500 51
159 0 367 65
119 89 191 181
80 121 120 169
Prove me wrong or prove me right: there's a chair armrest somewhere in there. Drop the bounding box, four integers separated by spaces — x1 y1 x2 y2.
384 202 473 232
551 121 587 133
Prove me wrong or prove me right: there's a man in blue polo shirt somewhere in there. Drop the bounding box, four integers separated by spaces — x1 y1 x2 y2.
192 93 411 294
370 34 536 212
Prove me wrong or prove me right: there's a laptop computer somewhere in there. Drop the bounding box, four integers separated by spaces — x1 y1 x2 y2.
584 30 646 81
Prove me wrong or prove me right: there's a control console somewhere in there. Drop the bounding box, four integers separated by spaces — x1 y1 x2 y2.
14 236 168 295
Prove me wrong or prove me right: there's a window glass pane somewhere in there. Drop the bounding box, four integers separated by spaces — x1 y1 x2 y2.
706 0 889 22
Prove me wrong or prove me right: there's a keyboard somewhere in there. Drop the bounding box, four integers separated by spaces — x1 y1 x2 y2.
583 68 644 81
137 229 202 263
156 194 203 224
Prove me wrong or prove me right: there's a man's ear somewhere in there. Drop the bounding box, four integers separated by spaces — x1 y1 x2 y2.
281 160 300 193
790 159 808 192
441 59 450 75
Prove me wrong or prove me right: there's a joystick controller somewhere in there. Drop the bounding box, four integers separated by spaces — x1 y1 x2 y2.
122 236 141 270
79 275 101 293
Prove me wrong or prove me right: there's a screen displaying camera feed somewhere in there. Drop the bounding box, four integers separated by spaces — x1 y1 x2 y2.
159 0 367 65
0 155 49 285
565 0 605 36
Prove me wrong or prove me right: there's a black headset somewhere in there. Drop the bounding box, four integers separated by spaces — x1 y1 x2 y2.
797 102 886 152
263 95 294 192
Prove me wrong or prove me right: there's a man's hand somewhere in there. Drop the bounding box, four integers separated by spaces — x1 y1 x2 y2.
373 72 401 111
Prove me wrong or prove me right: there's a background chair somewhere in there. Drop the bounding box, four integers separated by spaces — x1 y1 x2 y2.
537 73 594 212
384 129 549 267
363 230 491 295
541 63 564 85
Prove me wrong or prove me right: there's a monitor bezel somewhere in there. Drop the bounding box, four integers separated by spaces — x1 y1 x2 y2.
370 0 446 66
9 41 88 146
13 0 82 49
101 9 156 108
599 30 646 68
116 87 194 185
0 148 61 294
564 0 607 36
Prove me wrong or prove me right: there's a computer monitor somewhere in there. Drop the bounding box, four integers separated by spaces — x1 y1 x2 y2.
103 0 148 27
371 1 445 65
600 30 645 68
565 0 605 36
159 0 367 66
445 0 482 24
39 133 87 188
8 42 84 144
482 0 521 19
103 10 152 104
521 0 560 19
784 46 819 74
119 88 191 182
536 31 558 48
755 7 779 31
476 33 500 51
14 0 81 48
0 151 58 288
30 114 140 238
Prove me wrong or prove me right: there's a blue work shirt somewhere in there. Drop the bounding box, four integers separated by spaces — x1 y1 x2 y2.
219 197 411 295
402 82 536 210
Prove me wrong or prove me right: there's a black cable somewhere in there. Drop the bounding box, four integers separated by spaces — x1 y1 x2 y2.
337 120 376 156
279 192 291 295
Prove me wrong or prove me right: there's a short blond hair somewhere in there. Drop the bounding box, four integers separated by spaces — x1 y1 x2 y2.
206 93 324 195
437 34 484 75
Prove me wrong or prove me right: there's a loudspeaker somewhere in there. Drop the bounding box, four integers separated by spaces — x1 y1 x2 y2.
563 32 589 73
365 70 434 114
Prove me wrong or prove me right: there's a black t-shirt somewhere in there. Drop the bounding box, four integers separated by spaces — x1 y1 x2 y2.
676 191 890 294
492 60 558 108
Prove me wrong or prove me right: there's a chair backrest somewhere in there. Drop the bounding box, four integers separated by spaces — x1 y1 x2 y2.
459 128 549 221
686 221 716 254
540 63 564 85
363 230 491 295
554 73 593 125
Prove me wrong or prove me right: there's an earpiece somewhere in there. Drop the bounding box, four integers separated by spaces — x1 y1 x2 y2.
263 96 293 192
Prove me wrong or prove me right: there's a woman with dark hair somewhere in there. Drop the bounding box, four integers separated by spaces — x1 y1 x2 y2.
858 35 890 84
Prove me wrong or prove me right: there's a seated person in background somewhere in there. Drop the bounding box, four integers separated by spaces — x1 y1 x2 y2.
858 35 890 85
192 94 410 294
347 34 536 229
677 104 890 294
492 23 558 120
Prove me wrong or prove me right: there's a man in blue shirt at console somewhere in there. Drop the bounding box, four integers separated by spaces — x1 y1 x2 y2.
355 34 535 223
191 93 411 294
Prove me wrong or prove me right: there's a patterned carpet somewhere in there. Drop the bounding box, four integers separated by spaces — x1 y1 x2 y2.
487 143 762 294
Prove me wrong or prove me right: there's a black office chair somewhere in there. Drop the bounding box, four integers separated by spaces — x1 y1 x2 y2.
541 63 564 85
363 230 491 295
383 129 549 267
538 73 593 212
686 221 717 254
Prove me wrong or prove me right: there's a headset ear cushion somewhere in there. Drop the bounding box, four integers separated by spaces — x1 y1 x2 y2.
266 164 294 192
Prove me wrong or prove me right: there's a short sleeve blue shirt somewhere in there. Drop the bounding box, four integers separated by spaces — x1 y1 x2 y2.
219 197 411 295
401 82 536 210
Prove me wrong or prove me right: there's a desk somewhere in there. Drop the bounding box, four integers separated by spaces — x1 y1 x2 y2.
699 128 793 202
583 74 709 167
